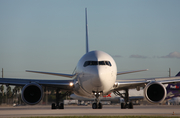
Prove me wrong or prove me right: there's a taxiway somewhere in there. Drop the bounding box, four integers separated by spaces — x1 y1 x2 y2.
0 105 180 117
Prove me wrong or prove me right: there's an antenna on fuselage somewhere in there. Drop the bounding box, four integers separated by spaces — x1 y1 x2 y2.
85 8 89 53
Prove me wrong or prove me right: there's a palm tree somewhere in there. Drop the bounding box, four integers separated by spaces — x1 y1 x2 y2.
0 85 5 104
13 86 22 105
0 85 4 96
7 86 12 98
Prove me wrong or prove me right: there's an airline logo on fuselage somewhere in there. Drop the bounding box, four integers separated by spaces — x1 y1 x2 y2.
103 93 111 97
170 85 179 89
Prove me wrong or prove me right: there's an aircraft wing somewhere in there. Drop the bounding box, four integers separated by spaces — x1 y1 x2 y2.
0 78 74 90
113 76 180 90
26 70 76 78
117 69 148 75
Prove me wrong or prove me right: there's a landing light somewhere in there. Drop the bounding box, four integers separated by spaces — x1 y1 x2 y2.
114 82 118 87
69 82 74 87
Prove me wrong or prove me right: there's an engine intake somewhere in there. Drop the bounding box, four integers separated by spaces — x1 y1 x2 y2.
144 82 166 103
21 83 43 105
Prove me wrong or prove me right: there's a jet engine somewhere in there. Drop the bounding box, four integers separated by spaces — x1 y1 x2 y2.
21 83 43 105
144 81 166 103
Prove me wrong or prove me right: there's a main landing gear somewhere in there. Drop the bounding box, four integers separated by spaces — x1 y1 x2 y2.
51 89 70 109
92 92 102 109
114 89 133 109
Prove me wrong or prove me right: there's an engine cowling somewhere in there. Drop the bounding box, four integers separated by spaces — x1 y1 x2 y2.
21 83 43 105
144 82 166 103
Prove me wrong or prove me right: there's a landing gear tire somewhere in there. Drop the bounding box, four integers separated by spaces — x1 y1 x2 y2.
59 103 64 109
92 103 102 109
51 103 64 109
92 103 97 109
52 103 56 109
121 103 125 109
128 102 133 109
121 102 133 109
98 103 102 109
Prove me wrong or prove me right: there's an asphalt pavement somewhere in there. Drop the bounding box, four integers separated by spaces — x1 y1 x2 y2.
0 105 180 117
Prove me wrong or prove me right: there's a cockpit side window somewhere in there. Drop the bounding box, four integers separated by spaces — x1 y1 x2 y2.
106 61 112 66
83 61 112 67
83 61 89 67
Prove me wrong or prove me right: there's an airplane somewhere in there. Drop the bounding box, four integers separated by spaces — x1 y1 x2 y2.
0 8 180 109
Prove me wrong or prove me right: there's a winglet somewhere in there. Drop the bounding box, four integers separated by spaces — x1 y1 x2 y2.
85 8 89 53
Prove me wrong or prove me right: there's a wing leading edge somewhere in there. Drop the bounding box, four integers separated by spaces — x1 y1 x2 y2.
26 70 76 78
0 78 74 90
0 70 76 90
117 69 148 75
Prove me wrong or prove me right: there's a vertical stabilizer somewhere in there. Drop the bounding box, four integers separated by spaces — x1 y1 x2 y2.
176 71 180 76
85 8 89 53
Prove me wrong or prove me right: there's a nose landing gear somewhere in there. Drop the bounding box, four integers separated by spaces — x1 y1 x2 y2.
92 91 103 109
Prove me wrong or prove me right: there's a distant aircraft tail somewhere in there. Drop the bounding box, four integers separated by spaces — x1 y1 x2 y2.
85 8 89 53
166 71 180 99
175 71 180 77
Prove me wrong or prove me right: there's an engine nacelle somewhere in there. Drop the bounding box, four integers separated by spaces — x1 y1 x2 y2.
144 82 166 103
21 83 43 105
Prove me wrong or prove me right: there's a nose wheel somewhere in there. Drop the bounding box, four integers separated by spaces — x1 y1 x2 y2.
92 103 102 109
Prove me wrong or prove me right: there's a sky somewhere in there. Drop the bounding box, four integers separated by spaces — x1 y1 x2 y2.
0 0 180 80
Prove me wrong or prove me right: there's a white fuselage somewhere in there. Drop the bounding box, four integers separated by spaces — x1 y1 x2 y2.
73 50 117 98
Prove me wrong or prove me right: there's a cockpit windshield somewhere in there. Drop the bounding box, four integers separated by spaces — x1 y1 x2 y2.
83 61 112 67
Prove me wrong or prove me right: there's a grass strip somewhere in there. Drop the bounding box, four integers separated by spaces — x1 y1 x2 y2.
21 116 180 118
